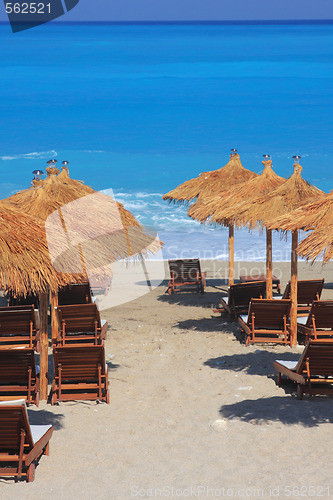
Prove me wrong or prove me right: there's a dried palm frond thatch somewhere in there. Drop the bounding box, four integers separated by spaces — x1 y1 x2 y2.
188 158 285 224
0 203 82 296
297 225 333 263
266 190 333 233
224 165 323 229
163 152 257 204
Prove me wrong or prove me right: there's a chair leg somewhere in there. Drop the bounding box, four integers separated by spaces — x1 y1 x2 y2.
277 373 281 386
297 384 304 400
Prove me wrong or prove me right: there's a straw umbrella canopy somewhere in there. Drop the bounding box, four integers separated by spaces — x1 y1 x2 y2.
163 151 258 285
229 161 323 344
265 190 333 233
0 202 86 400
0 202 78 296
188 157 286 297
4 166 158 258
266 189 333 264
3 165 161 400
296 225 333 263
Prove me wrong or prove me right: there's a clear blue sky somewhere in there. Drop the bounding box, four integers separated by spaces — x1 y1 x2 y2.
0 0 333 22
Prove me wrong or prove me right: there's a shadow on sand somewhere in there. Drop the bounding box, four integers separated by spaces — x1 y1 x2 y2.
27 408 65 430
219 395 333 427
204 350 300 377
174 316 237 334
158 289 223 309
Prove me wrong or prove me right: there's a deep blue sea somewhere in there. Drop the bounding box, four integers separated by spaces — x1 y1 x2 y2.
1 22 333 260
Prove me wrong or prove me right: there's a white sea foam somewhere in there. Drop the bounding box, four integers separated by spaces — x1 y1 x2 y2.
107 190 310 262
0 150 57 161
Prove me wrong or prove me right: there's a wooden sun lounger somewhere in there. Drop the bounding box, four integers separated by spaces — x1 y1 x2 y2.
238 299 292 346
297 300 333 343
274 341 333 399
56 303 108 346
0 306 39 351
0 349 39 406
7 292 39 308
167 259 206 294
0 399 53 482
58 282 92 305
50 345 110 404
215 281 266 319
274 279 324 314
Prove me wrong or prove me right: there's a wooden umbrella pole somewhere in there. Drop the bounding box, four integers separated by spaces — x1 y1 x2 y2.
50 291 59 345
266 228 273 299
290 230 298 346
228 224 234 286
39 291 49 400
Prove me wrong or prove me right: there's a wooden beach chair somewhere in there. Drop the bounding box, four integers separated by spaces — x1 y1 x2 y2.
0 306 39 351
274 279 324 314
7 292 39 308
0 349 39 406
58 282 92 305
238 299 292 346
56 303 108 346
50 345 109 404
297 300 333 343
167 259 206 294
0 399 53 482
274 341 333 399
215 281 266 319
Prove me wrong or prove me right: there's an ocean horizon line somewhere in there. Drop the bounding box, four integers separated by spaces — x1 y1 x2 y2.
1 20 333 27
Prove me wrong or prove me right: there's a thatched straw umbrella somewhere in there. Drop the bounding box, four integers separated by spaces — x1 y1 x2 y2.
0 203 85 400
3 165 161 399
231 159 323 344
163 151 258 285
188 157 285 297
4 164 160 302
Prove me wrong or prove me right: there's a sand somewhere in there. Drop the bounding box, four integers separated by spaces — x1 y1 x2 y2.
1 260 333 499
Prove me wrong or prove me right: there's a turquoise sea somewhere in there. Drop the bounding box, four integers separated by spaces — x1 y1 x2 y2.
1 22 333 260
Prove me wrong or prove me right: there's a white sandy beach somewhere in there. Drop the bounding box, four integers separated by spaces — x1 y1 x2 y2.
1 260 333 499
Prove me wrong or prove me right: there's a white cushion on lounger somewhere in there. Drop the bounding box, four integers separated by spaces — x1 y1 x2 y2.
221 297 228 304
0 399 26 406
275 360 298 371
240 315 248 323
297 316 308 325
30 425 53 444
273 295 283 300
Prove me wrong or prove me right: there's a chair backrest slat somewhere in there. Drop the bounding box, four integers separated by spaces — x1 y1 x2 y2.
282 279 324 304
0 402 33 451
168 259 202 281
305 300 333 329
57 304 101 333
229 281 266 307
0 349 36 384
248 299 291 329
0 306 37 336
58 282 92 306
53 346 105 380
297 342 333 376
